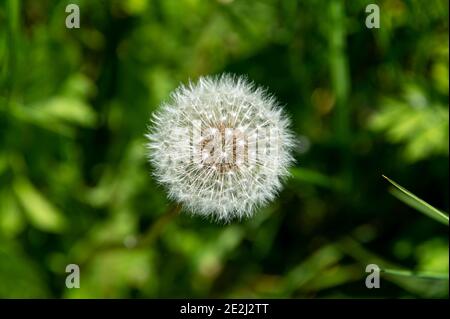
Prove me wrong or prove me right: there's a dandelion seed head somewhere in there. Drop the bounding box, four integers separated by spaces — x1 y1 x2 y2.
146 74 295 222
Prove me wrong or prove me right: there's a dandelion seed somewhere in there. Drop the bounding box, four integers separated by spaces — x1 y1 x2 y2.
146 74 295 222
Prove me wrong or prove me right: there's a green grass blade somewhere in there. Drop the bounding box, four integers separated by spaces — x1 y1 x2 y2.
382 268 449 281
383 175 449 226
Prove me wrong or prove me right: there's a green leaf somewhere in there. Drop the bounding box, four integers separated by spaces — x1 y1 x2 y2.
13 177 67 233
281 245 343 295
383 175 449 225
9 96 97 138
382 268 449 281
35 96 97 127
0 188 25 237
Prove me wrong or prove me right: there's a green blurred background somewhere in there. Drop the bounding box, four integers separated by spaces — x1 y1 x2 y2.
0 0 448 298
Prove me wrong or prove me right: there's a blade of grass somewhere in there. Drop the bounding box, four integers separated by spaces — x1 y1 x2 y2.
382 268 449 281
337 237 448 297
383 175 449 225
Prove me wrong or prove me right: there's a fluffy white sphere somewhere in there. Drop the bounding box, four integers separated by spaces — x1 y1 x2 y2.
146 74 294 222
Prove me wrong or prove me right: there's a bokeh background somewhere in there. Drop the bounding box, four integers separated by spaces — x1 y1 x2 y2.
0 0 448 298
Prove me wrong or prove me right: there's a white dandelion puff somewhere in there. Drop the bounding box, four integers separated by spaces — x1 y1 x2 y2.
146 74 295 222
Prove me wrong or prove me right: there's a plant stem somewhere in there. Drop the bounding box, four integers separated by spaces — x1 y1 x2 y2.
328 0 352 192
137 204 182 247
328 0 350 145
